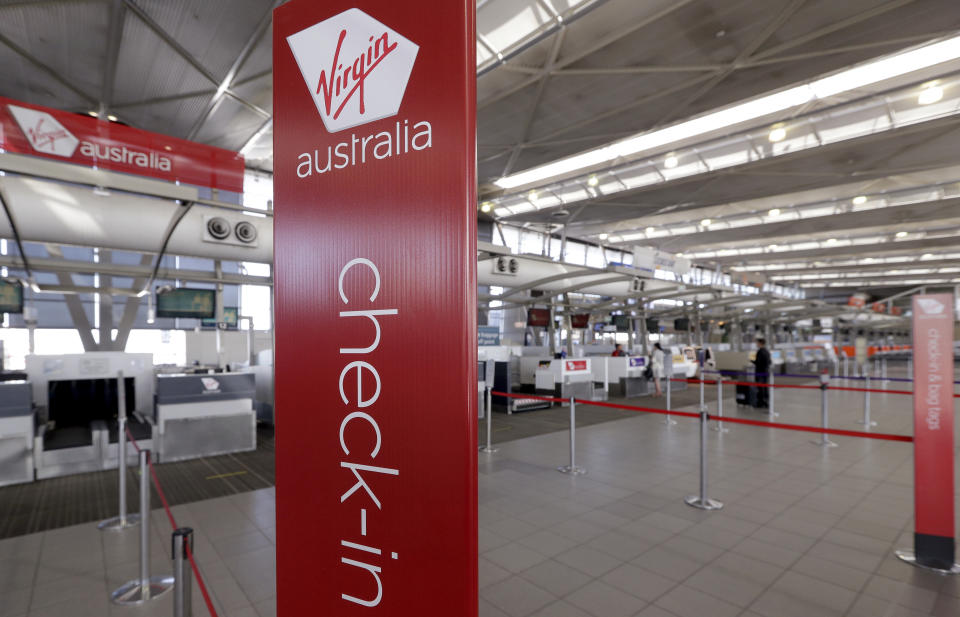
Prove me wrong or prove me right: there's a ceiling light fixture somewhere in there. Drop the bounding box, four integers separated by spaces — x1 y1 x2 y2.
107 114 118 122
587 175 599 187
663 155 678 169
768 126 787 142
493 35 960 191
480 202 492 213
895 231 908 238
87 111 99 117
852 195 868 205
768 208 781 217
528 190 538 203
700 218 712 227
598 233 609 240
826 238 838 244
918 82 944 105
645 226 655 235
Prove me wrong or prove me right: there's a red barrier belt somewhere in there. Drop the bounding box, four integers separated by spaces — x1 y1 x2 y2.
831 386 912 395
491 391 569 403
574 400 913 442
673 378 952 397
715 415 914 442
582 399 701 420
124 426 220 617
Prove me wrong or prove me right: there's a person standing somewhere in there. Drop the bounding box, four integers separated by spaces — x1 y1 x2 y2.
611 344 626 357
753 338 772 408
651 342 665 397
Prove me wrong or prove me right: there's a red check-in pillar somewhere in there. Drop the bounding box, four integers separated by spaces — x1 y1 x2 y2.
897 294 958 573
272 1 478 614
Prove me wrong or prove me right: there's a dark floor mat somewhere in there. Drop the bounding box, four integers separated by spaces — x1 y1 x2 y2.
0 426 276 539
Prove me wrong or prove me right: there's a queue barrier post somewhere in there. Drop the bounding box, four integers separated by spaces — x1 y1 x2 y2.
843 355 849 379
813 376 838 448
603 357 609 394
479 385 497 453
99 370 140 531
698 374 705 412
768 372 778 418
111 450 174 605
665 374 675 425
857 374 876 428
557 397 585 475
172 528 194 617
713 376 728 433
907 356 913 379
685 410 723 511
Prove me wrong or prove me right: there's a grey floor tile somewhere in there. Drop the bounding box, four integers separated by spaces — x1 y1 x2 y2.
630 547 704 582
566 580 648 617
863 575 941 614
530 600 592 617
482 576 556 617
480 557 513 589
519 559 592 597
517 529 579 558
654 584 741 617
790 553 872 592
684 566 767 608
485 542 549 574
555 544 623 578
601 562 678 602
767 571 857 615
731 537 802 569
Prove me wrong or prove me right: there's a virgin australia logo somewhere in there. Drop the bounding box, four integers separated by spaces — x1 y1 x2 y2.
8 105 79 157
916 298 945 316
287 8 419 133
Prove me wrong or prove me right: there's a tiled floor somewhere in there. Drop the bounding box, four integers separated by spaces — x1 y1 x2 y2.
2 376 958 617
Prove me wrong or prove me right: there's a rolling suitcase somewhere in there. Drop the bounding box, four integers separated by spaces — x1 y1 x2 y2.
736 383 757 407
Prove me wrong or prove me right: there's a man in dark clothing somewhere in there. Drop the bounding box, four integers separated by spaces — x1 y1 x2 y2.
753 338 772 408
611 344 626 357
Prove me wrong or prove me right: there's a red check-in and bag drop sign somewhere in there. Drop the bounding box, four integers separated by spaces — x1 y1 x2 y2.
273 1 477 615
911 294 956 570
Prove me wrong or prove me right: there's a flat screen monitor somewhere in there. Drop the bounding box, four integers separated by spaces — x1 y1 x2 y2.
645 318 658 332
156 288 216 319
0 279 23 314
613 315 630 332
674 318 690 331
527 308 550 328
47 377 135 428
201 306 238 328
570 314 590 329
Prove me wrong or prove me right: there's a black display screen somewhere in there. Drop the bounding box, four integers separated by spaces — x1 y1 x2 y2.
0 279 23 314
47 377 135 428
156 288 216 319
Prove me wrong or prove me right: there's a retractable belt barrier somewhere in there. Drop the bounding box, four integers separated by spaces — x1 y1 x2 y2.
676 377 958 397
493 380 915 516
124 426 220 617
706 369 960 385
489 391 914 442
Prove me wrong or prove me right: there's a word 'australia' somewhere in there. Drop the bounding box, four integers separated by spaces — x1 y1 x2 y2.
297 119 432 178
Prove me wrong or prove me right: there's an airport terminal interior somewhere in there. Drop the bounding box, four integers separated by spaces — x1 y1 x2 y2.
2 0 960 616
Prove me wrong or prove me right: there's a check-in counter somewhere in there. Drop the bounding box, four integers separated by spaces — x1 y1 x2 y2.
669 346 698 378
592 356 655 397
155 372 256 462
532 358 595 403
783 348 804 374
0 381 34 486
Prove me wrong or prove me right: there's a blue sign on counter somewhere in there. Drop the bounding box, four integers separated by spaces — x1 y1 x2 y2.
629 356 646 367
479 325 500 346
